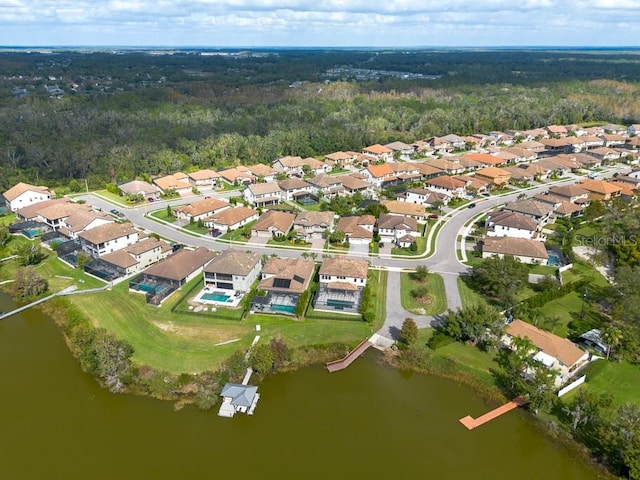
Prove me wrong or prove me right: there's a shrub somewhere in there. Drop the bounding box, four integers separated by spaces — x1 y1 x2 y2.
427 332 454 350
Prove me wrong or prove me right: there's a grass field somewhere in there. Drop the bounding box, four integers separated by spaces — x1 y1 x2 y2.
392 236 426 256
565 361 640 409
94 189 128 206
149 208 174 223
457 276 489 308
400 272 447 315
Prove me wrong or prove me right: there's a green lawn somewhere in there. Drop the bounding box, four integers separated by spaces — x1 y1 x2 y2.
457 276 489 309
364 269 387 328
94 189 128 206
392 236 426 256
296 201 325 211
149 208 175 223
266 238 311 249
217 183 244 192
182 222 209 235
0 213 16 226
578 361 640 408
430 341 498 387
219 222 255 243
400 272 447 315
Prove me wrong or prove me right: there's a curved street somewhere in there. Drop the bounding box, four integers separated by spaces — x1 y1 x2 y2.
79 164 627 339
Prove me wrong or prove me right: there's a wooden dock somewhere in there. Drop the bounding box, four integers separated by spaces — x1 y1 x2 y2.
459 396 527 430
326 338 373 372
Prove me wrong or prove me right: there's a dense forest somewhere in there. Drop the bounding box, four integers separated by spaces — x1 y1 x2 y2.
2 48 640 190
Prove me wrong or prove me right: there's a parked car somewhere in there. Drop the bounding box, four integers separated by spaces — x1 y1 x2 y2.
170 242 183 252
210 229 221 237
428 214 439 220
480 192 491 198
468 203 476 209
147 197 154 202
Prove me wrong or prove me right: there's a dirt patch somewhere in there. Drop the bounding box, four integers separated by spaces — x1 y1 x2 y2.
152 320 249 343
416 296 433 305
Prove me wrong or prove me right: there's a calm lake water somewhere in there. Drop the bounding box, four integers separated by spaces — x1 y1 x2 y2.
0 293 610 480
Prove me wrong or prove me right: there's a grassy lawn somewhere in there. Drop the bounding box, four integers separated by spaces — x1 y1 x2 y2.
430 341 498 387
529 264 559 275
400 272 447 315
580 361 640 408
182 222 209 235
392 236 426 256
219 222 255 243
305 306 363 321
364 269 387 329
296 201 324 211
148 208 175 223
94 189 128 206
538 291 606 337
266 238 311 249
217 183 244 192
0 213 16 226
34 256 105 291
457 276 489 308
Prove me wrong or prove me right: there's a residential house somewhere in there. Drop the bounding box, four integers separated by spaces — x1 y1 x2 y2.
540 138 575 154
100 237 172 276
278 178 313 201
250 210 296 238
362 163 396 188
547 185 590 203
398 188 449 208
579 180 622 201
412 162 444 179
498 146 537 163
377 214 419 246
203 206 259 232
217 167 255 186
187 169 222 189
246 163 277 182
250 257 316 314
424 158 465 174
502 199 554 226
453 175 490 195
153 174 192 196
243 183 282 207
58 209 115 239
425 175 467 198
293 210 335 241
503 319 589 385
572 153 602 169
599 134 626 148
612 175 640 190
627 124 640 136
546 125 568 136
3 182 53 212
363 144 393 162
519 140 546 153
588 147 622 163
485 210 543 241
474 167 511 186
78 222 140 257
440 134 466 150
381 200 428 222
384 141 415 160
324 151 358 169
118 180 162 201
174 198 230 222
273 156 328 176
335 215 375 244
482 237 549 265
580 135 605 150
608 181 637 202
16 199 87 230
336 174 372 196
203 249 262 292
315 257 369 314
307 173 344 198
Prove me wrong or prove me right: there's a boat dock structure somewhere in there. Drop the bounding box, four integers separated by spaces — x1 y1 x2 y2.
326 334 394 372
459 396 528 430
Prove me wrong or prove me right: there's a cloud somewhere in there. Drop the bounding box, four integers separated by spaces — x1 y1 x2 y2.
0 0 638 46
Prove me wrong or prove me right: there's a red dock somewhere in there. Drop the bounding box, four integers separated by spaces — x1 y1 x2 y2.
326 338 373 372
459 396 528 430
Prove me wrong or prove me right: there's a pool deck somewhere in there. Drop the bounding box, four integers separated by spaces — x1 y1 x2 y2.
194 288 243 307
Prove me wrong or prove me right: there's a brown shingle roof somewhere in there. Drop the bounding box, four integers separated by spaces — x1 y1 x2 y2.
278 178 311 191
251 210 296 234
294 211 335 228
483 237 548 259
3 182 52 202
487 211 538 231
174 198 230 217
247 183 282 196
78 222 138 245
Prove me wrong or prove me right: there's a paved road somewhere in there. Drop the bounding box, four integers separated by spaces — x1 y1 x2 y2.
80 163 629 340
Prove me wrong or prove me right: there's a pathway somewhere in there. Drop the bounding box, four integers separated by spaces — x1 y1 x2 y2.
459 396 527 430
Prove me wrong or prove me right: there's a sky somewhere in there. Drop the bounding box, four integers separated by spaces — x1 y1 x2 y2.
0 0 639 47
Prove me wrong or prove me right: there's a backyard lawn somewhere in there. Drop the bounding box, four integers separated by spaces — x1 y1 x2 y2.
566 360 640 409
457 276 489 308
400 272 447 315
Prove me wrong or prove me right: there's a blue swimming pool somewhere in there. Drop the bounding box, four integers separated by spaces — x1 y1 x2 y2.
271 304 296 314
548 252 562 266
202 292 231 302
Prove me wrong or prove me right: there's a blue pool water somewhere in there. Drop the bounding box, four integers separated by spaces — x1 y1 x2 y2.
548 253 561 266
202 292 231 302
271 304 296 314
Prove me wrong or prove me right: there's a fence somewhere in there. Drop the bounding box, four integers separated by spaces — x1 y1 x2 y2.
557 375 586 397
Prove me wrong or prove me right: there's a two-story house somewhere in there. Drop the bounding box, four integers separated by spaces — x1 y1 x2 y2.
485 210 543 241
377 214 419 247
4 182 53 212
174 197 231 222
314 257 369 315
78 222 140 257
243 183 282 207
293 211 335 241
203 249 262 293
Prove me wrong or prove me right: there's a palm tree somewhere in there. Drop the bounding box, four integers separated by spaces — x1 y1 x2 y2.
602 324 623 361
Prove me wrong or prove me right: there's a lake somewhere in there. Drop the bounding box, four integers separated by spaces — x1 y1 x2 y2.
0 293 609 480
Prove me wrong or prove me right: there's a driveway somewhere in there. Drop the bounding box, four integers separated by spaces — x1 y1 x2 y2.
348 242 369 258
310 238 325 251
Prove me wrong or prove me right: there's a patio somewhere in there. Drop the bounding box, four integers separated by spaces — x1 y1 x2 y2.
193 287 244 308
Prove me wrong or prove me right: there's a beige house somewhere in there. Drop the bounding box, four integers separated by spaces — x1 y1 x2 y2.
315 257 369 315
174 198 231 222
4 182 53 212
203 206 259 232
293 211 335 240
335 215 375 244
250 210 296 238
482 237 549 265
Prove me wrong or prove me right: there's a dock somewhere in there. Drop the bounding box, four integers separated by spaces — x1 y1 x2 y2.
459 396 528 430
326 337 373 372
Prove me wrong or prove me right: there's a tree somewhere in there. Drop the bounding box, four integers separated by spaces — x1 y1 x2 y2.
411 284 430 301
563 390 612 435
250 343 274 373
470 255 528 306
166 205 174 218
583 200 606 222
441 304 505 348
13 266 48 298
15 242 47 266
0 225 10 248
409 265 429 283
399 318 418 346
601 324 624 361
269 336 291 370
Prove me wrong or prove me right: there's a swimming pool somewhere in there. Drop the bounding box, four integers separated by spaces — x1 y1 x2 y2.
202 292 231 302
548 252 562 266
271 304 296 314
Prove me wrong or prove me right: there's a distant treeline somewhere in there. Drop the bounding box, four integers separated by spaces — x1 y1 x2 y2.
1 49 640 190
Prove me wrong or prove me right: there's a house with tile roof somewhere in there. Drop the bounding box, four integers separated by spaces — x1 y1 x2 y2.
398 188 449 208
474 167 511 186
485 210 543 241
482 237 549 265
503 319 589 384
384 141 415 160
503 199 554 226
426 175 467 197
174 197 231 222
203 206 259 232
335 174 372 196
78 222 140 258
335 215 375 244
278 178 313 201
118 180 162 201
548 185 590 203
315 257 369 315
187 169 222 188
217 167 255 186
324 151 358 169
381 200 427 222
153 174 193 195
293 210 335 240
377 214 419 246
3 182 53 212
362 163 396 188
307 173 344 198
203 249 262 292
251 210 296 238
100 237 172 276
243 182 282 207
363 144 393 162
578 180 622 201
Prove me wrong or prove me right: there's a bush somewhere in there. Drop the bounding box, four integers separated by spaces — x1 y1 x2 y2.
427 332 454 350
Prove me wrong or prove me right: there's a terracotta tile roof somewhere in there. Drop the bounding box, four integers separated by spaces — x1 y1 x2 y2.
363 144 393 155
483 237 548 259
381 200 426 218
247 163 276 176
174 198 230 217
119 180 161 196
426 175 466 190
217 167 255 183
319 256 369 279
153 174 191 191
475 167 511 179
609 181 636 197
278 178 311 191
3 182 52 202
259 257 315 293
461 153 505 166
187 169 221 181
503 199 553 217
78 222 138 245
207 206 257 227
579 179 623 195
336 174 370 190
412 162 444 176
101 250 138 269
506 319 585 367
366 163 394 178
251 210 296 234
143 247 215 281
15 198 69 220
204 249 262 276
335 215 375 239
325 151 354 162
